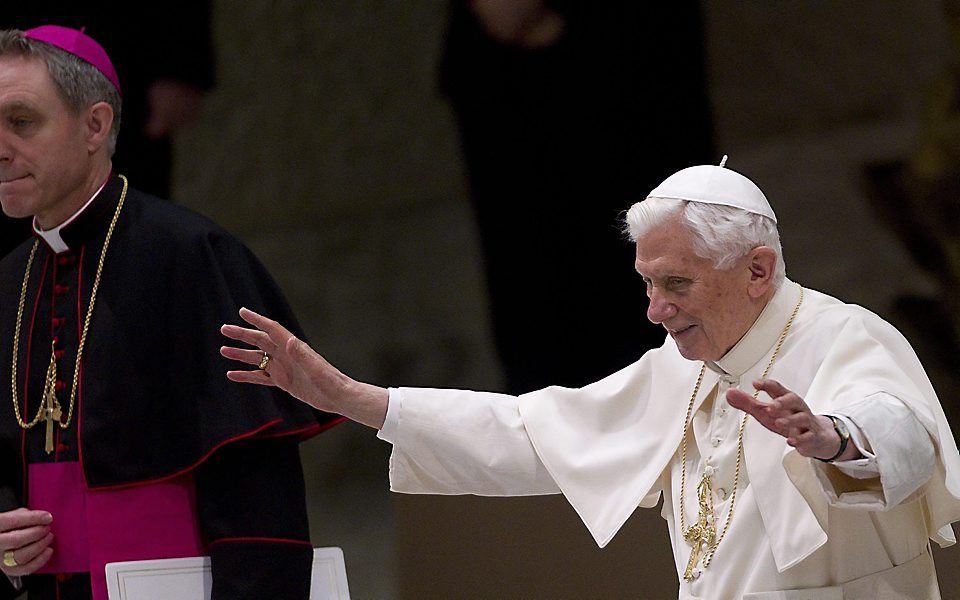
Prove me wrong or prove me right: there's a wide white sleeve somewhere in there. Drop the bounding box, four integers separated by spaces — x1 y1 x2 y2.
813 393 935 510
386 387 561 497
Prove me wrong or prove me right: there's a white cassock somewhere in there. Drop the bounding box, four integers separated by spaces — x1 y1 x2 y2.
378 280 960 599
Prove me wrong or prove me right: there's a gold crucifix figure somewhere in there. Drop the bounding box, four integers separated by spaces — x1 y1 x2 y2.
682 473 717 581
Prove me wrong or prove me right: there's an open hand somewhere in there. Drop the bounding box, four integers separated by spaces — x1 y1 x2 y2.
0 508 54 576
220 308 388 429
726 379 853 461
220 308 347 413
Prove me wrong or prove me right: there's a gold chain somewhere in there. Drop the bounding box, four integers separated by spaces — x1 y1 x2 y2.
679 287 803 574
10 175 129 430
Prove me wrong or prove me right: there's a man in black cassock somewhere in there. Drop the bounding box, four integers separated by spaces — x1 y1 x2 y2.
0 26 340 599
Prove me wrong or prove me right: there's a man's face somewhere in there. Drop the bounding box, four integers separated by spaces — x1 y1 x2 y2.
0 55 91 223
634 215 757 362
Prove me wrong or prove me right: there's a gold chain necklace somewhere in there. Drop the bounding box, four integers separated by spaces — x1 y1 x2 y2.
679 288 803 581
10 175 129 454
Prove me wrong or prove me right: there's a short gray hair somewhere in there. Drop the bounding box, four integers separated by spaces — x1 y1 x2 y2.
625 197 786 287
0 29 121 156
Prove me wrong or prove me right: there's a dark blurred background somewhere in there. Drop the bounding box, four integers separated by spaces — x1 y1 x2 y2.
4 1 959 598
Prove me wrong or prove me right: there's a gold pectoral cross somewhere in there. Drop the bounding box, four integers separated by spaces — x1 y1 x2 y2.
42 345 62 455
682 474 717 581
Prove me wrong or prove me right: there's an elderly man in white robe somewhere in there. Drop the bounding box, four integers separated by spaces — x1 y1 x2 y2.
221 160 960 599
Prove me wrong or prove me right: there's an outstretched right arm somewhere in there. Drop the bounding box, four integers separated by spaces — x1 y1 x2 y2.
220 308 560 497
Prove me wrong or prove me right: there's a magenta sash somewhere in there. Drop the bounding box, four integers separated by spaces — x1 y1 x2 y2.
28 462 204 600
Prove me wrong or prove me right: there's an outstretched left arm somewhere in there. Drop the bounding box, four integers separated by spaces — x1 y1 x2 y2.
728 378 941 510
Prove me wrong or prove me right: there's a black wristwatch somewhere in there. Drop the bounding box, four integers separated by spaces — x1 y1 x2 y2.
816 414 850 463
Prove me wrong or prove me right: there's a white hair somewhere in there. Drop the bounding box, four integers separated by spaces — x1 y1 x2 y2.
625 197 786 287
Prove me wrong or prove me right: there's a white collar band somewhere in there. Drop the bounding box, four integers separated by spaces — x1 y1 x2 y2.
33 178 109 254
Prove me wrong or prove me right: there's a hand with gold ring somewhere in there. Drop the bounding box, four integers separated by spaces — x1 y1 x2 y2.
0 508 55 576
220 307 389 429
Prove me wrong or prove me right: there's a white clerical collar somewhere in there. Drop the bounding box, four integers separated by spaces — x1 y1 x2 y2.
32 178 110 254
707 279 803 377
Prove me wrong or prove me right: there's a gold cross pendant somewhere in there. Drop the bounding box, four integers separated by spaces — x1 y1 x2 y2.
42 347 62 455
682 475 717 581
43 394 62 455
683 528 704 580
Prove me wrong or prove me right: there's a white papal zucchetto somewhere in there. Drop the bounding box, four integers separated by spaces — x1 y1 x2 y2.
646 155 777 224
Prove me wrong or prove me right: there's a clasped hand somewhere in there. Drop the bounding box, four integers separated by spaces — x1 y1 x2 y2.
0 508 54 576
726 379 852 461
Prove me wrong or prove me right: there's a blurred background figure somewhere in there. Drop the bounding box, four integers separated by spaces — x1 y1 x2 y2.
442 0 714 393
862 0 960 382
0 1 214 257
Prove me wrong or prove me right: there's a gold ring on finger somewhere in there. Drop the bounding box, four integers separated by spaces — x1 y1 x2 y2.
258 352 271 371
2 550 17 568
